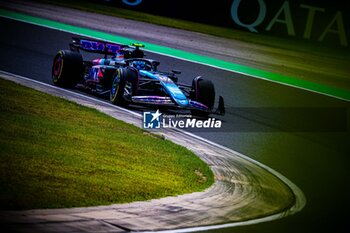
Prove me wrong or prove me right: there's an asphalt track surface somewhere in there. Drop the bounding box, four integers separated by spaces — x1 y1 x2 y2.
0 17 349 233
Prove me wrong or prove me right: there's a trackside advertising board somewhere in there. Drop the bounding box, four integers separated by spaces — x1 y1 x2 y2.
106 0 349 48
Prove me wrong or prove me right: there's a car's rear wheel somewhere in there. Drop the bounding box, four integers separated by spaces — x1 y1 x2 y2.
110 67 138 106
190 76 215 117
52 50 84 87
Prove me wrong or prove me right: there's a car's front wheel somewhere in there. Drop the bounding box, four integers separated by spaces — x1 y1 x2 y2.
190 76 215 117
110 67 138 106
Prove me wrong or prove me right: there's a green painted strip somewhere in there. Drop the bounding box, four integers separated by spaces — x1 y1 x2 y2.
1 8 349 101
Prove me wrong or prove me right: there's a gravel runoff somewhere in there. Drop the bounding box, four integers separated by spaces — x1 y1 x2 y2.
0 0 349 90
0 71 305 232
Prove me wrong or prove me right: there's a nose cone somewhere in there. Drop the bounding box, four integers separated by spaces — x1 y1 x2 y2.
176 98 189 108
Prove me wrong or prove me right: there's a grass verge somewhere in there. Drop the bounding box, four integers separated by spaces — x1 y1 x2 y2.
0 78 214 210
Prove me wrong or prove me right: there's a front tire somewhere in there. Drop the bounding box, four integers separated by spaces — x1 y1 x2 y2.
190 76 215 117
110 67 138 106
52 50 84 87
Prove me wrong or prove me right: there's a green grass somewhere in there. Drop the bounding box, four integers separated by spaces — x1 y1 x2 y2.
0 78 214 210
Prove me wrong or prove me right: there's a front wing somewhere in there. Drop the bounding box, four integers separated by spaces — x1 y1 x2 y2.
130 95 225 115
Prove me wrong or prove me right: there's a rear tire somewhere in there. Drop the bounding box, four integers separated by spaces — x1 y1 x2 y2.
190 76 215 117
52 50 84 87
110 67 138 106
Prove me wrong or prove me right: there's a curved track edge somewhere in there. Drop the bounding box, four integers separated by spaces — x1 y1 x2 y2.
0 71 306 233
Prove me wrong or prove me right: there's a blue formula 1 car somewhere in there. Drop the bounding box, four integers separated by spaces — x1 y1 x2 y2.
52 38 225 116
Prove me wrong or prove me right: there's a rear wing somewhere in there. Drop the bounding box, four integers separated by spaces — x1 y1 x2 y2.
69 37 127 58
69 37 145 59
